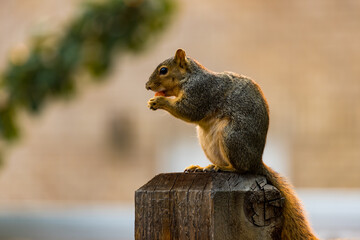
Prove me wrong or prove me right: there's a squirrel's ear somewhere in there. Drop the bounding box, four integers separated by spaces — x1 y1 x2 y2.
174 49 188 68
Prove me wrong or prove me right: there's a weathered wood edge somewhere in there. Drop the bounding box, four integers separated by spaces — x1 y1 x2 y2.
135 172 284 240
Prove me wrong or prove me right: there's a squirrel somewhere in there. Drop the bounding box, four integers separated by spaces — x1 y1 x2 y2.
145 49 318 240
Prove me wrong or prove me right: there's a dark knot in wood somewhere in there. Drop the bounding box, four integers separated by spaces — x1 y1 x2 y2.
244 178 285 227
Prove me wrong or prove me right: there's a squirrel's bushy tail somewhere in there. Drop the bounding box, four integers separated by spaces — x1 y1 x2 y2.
261 164 318 240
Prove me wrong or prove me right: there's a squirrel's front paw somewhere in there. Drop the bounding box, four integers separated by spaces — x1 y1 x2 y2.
148 97 167 110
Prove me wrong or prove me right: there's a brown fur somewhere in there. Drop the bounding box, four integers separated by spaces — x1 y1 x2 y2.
146 49 319 239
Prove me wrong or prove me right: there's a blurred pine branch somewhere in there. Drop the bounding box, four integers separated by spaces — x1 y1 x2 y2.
0 0 175 141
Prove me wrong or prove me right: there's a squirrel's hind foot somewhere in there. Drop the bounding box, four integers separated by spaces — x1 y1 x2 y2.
184 164 222 173
184 164 237 173
204 164 237 172
203 164 220 172
184 165 204 173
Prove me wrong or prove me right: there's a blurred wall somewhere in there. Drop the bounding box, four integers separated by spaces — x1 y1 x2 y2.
0 0 360 207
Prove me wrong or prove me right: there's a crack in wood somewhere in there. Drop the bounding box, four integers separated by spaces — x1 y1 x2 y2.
244 177 284 227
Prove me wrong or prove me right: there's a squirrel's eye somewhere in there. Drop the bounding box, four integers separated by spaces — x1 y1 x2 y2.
159 67 168 75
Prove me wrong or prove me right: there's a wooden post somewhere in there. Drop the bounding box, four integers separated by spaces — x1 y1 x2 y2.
135 172 284 240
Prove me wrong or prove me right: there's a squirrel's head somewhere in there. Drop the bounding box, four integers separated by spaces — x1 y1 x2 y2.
146 49 190 98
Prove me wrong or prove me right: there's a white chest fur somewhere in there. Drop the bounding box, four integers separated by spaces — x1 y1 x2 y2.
197 118 231 167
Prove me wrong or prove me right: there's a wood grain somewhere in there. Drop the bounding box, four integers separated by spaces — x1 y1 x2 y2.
135 172 284 240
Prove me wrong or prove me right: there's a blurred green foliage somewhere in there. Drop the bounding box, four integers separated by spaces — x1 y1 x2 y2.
0 0 175 141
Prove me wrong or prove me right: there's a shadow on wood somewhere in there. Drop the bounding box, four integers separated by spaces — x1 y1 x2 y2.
135 172 284 240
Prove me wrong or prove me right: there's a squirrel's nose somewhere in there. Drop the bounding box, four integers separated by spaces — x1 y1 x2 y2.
145 82 152 90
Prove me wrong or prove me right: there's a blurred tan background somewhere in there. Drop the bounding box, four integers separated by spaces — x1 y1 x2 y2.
0 0 360 239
